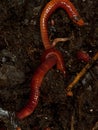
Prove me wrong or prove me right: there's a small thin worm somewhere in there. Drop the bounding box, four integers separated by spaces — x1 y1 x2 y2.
16 49 66 119
77 50 90 62
52 37 70 47
16 56 57 119
40 0 85 49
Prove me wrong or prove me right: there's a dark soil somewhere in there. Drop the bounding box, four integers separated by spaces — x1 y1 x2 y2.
0 0 98 130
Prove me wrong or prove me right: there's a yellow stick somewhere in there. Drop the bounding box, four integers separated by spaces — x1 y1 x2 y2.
66 52 98 96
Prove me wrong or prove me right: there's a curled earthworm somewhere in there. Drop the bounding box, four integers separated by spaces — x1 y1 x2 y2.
40 0 85 49
16 48 66 119
41 48 66 76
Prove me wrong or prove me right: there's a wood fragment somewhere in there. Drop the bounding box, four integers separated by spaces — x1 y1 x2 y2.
66 52 98 96
71 115 74 130
92 121 98 130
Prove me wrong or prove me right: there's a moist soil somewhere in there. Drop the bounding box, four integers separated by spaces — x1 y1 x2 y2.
0 0 98 130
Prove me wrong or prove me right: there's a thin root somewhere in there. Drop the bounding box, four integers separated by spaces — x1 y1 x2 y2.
52 37 71 47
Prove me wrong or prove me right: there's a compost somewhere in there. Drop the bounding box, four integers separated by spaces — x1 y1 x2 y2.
0 0 98 130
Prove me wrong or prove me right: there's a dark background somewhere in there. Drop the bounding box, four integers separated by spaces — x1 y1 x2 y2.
0 0 98 129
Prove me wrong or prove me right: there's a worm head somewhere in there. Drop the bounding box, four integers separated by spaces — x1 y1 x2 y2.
72 15 85 26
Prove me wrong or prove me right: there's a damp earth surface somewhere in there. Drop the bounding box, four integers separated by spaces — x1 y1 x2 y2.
0 0 98 130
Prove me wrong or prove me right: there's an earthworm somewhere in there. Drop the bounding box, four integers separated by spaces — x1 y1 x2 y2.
41 48 66 76
16 48 66 119
77 50 91 62
52 37 70 47
40 0 85 49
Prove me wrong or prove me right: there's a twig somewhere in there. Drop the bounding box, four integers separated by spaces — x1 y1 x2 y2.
71 115 74 130
65 52 98 96
92 121 98 130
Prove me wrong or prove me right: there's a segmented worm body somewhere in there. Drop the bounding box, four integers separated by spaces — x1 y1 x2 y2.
41 48 66 76
40 0 85 49
16 48 66 119
77 51 90 62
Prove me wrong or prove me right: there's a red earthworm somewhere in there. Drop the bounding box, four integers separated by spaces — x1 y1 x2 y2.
16 56 57 119
40 0 85 49
77 50 91 62
41 48 66 76
16 48 66 119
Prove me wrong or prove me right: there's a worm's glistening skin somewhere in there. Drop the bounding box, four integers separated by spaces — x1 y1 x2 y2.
40 0 85 49
41 48 66 76
16 48 66 119
16 0 86 121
